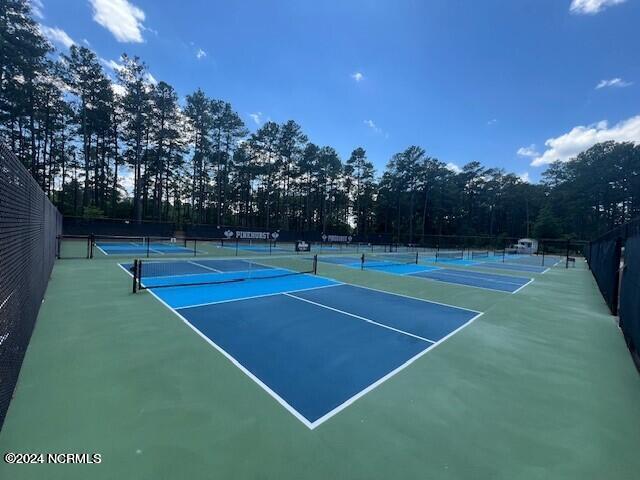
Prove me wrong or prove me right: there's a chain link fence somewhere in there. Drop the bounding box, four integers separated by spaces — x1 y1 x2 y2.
0 143 62 429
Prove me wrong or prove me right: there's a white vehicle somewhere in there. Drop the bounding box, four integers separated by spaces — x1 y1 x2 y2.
511 238 538 254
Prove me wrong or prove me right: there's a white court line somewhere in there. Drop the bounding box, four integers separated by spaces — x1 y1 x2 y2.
176 283 343 310
511 278 534 295
189 260 222 273
283 292 436 344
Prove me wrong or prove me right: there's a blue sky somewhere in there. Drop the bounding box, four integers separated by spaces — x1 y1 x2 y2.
34 0 640 182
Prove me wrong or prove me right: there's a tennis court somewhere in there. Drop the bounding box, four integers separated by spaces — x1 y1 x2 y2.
317 253 533 293
119 258 480 427
95 238 194 256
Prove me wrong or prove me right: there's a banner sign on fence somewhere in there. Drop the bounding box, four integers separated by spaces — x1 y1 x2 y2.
322 234 353 243
224 229 279 240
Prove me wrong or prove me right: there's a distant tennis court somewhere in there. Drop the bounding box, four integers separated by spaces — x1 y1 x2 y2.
317 253 533 293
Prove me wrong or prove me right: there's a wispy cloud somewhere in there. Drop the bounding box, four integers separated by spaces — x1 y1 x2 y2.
570 0 626 15
364 119 381 134
249 112 263 125
530 115 640 166
100 57 125 72
196 48 207 60
595 78 633 89
89 0 146 43
145 72 157 85
516 144 540 159
29 0 45 19
364 119 389 138
39 25 75 49
351 72 364 82
487 118 497 126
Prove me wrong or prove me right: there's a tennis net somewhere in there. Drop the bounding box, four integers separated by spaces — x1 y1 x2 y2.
471 250 489 259
435 250 464 261
132 255 318 292
361 252 418 269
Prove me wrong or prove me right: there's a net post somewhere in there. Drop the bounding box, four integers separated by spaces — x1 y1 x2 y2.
89 234 95 259
361 253 365 270
313 254 318 274
565 239 570 269
56 235 61 259
414 252 419 264
132 259 138 293
146 237 150 258
541 241 546 266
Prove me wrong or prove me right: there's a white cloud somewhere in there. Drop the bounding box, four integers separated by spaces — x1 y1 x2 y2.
89 0 146 43
487 118 497 126
446 162 462 173
39 25 75 49
570 0 626 14
351 72 364 82
29 0 45 19
518 172 531 183
530 115 640 166
517 144 540 158
249 112 263 125
145 72 157 85
196 48 207 60
595 78 633 89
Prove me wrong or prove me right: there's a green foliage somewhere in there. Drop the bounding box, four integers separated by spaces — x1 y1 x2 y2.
81 205 106 219
533 204 562 239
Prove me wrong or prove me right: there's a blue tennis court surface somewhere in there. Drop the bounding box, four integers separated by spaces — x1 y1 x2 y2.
97 241 193 255
407 268 532 293
121 259 480 428
317 255 532 293
472 261 548 274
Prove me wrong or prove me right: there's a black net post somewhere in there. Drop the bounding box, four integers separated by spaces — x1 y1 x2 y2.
313 254 318 274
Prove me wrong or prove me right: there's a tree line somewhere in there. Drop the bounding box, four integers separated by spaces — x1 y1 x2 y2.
1 0 639 241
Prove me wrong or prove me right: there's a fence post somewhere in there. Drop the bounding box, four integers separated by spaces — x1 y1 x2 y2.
132 259 138 293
